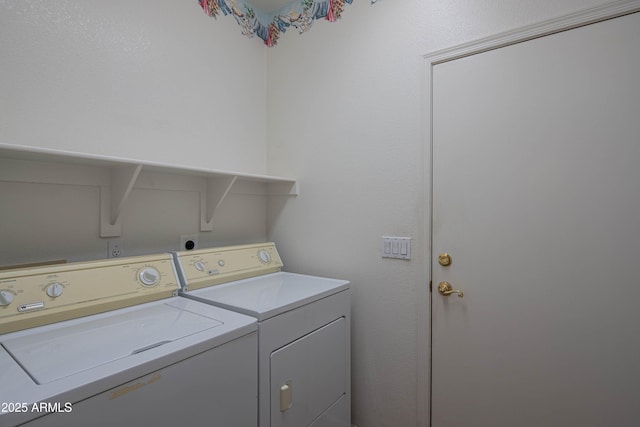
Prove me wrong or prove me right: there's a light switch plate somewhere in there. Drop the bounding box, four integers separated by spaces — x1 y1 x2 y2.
381 236 411 260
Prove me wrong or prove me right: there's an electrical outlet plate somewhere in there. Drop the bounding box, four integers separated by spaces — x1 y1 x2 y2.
108 239 124 258
179 234 199 251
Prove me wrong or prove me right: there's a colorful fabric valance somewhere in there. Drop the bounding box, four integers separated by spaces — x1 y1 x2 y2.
199 0 353 47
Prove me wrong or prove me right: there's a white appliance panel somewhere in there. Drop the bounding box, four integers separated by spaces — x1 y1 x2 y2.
0 296 257 426
189 272 349 321
309 396 349 427
3 301 223 384
174 243 351 427
270 318 346 427
24 332 257 427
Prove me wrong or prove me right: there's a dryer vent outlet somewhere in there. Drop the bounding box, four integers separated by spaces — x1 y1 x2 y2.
180 235 199 251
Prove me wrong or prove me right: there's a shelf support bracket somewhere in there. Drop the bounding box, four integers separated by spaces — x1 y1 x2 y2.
200 175 237 231
267 181 298 196
100 164 143 237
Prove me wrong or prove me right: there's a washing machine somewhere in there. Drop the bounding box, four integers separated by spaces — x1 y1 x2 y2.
173 243 351 427
0 254 258 427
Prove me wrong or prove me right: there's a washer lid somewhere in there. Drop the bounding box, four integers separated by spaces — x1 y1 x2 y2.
189 272 349 321
2 301 223 385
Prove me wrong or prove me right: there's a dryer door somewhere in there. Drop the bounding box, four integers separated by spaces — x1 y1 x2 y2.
270 317 347 427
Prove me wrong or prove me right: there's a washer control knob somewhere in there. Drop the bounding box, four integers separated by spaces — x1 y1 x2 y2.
139 267 160 286
0 290 14 306
46 282 64 298
194 261 206 272
258 250 271 264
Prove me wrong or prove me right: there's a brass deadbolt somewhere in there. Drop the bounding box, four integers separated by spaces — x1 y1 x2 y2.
438 253 452 266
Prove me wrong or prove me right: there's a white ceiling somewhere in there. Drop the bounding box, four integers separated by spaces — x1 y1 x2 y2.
251 0 294 13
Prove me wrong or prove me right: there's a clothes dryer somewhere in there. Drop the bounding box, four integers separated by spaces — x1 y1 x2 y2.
173 243 351 427
0 254 257 427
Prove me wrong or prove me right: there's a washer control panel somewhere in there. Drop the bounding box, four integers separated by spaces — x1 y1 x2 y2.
174 242 283 292
0 254 180 334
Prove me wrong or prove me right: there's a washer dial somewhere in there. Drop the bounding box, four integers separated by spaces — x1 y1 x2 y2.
46 282 64 298
139 267 161 287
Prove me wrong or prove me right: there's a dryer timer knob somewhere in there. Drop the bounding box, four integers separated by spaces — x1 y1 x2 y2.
0 290 14 306
258 250 271 263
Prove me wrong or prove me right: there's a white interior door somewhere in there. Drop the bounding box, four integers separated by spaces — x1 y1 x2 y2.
431 11 640 426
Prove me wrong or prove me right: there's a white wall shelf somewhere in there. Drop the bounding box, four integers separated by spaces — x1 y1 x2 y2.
0 143 297 237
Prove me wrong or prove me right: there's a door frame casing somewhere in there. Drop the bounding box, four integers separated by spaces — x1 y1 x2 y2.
418 1 640 425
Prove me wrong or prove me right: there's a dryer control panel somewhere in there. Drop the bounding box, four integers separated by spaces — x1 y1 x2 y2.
174 242 283 292
0 254 180 334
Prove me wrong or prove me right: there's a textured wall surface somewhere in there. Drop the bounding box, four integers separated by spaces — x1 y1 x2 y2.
0 0 267 174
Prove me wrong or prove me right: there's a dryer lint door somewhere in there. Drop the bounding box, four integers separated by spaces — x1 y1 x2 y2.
270 317 347 427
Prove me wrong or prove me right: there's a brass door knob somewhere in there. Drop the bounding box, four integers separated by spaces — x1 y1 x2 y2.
438 281 464 298
438 253 452 266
